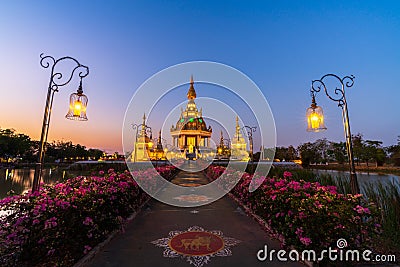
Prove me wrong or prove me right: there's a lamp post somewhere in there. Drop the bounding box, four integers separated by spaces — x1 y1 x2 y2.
32 54 89 192
242 126 256 161
306 74 360 195
132 114 152 163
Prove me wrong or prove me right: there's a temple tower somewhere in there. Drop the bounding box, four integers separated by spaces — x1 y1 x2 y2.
170 76 212 160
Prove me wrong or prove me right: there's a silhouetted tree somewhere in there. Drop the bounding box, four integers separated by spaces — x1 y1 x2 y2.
275 145 298 161
352 133 364 166
364 140 385 167
327 141 347 164
387 136 400 166
298 142 319 167
0 128 34 161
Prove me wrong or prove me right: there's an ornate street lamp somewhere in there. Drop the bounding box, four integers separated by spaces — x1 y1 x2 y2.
306 74 360 195
132 114 153 163
32 54 89 192
242 125 256 162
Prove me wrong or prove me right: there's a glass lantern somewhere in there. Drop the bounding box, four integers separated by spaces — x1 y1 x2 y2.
306 95 326 132
66 80 88 121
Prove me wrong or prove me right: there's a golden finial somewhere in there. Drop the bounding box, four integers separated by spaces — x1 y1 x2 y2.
187 75 196 100
158 129 162 144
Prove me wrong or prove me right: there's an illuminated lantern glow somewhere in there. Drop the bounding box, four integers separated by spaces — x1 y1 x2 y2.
73 100 82 116
306 94 327 132
66 80 88 121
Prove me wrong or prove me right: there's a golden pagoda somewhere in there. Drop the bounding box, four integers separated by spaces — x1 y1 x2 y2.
147 130 166 160
231 116 249 161
170 76 212 159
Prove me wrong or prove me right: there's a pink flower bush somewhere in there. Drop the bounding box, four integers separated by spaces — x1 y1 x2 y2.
0 167 176 266
83 216 94 226
300 236 312 246
83 245 92 255
206 165 380 253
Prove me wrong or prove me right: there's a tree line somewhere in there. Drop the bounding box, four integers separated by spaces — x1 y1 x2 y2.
274 134 400 167
0 128 104 163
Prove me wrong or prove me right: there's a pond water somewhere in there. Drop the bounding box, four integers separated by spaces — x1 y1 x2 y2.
2 167 399 200
313 169 400 189
0 168 83 199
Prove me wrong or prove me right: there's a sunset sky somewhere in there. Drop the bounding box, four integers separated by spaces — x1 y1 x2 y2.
1 1 399 153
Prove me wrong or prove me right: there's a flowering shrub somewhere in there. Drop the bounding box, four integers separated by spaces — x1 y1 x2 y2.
154 165 178 181
206 166 380 253
0 167 175 266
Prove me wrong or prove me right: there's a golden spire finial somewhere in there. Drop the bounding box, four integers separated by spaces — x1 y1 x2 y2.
235 116 241 141
142 113 146 125
187 75 196 100
158 129 162 144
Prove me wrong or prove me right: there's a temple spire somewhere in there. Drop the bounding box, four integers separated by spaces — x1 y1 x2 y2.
140 113 146 137
187 75 197 100
235 116 240 140
158 129 162 146
142 113 146 126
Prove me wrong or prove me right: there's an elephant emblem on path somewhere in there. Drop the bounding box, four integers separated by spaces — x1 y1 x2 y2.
176 235 213 251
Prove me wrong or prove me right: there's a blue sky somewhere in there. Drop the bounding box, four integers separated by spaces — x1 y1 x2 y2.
1 1 399 153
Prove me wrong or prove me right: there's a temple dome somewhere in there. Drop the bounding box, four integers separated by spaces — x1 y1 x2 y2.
175 116 210 132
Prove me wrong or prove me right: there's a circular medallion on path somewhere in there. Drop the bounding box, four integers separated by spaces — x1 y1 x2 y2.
151 226 241 267
169 231 224 256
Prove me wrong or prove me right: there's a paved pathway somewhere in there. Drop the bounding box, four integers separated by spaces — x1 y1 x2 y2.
84 166 304 267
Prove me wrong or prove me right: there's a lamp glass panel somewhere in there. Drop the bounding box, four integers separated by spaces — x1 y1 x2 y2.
306 105 326 132
66 92 88 121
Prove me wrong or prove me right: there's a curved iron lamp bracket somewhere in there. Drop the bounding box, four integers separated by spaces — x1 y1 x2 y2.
40 53 90 92
132 123 153 139
242 126 257 137
311 74 355 108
